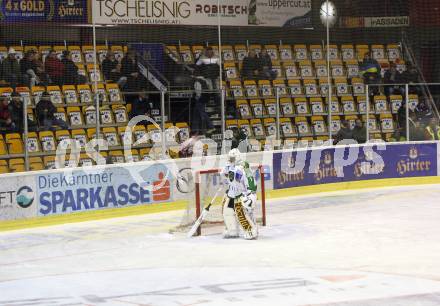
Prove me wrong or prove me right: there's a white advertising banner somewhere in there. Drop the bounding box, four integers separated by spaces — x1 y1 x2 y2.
365 16 409 27
92 0 312 27
0 174 37 221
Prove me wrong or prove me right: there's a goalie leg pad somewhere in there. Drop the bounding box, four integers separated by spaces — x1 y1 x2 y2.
235 197 258 240
223 197 239 238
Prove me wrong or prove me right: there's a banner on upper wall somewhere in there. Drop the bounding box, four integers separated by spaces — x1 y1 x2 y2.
339 16 409 28
0 175 37 221
92 0 312 27
273 143 438 190
36 162 173 216
0 0 88 23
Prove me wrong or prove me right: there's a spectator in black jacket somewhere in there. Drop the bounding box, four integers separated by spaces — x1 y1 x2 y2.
401 63 420 95
9 93 37 132
0 96 13 131
36 92 68 130
334 120 353 145
102 51 126 87
352 119 367 144
383 62 403 96
20 50 40 88
121 49 145 94
61 51 86 85
241 50 259 80
258 47 276 80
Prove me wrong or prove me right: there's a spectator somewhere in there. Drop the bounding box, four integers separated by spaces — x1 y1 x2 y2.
1 48 21 88
20 50 40 88
102 51 126 87
179 131 201 158
397 102 416 130
333 120 353 145
121 49 145 94
410 119 426 141
0 96 13 131
415 99 432 123
45 50 64 86
258 47 276 80
360 53 381 94
36 92 68 130
61 51 86 85
424 117 440 140
352 119 367 144
33 52 49 85
241 50 259 80
8 93 37 132
383 62 403 96
195 47 220 92
388 129 406 142
192 76 215 135
129 93 154 121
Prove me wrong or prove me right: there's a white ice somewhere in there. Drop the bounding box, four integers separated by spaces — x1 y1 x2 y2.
1 184 440 306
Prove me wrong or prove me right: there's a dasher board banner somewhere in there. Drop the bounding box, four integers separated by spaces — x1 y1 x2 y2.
92 0 312 27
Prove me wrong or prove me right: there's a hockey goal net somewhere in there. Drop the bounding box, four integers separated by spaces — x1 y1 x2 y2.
172 164 266 236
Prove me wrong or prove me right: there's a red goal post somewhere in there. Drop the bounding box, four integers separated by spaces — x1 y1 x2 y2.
194 164 267 236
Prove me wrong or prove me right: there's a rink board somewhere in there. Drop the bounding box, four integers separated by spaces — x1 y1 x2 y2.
0 141 439 231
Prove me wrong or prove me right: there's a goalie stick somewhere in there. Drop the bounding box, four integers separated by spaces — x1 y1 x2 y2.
187 186 223 237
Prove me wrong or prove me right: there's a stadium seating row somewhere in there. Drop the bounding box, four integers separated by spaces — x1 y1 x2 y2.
167 43 402 65
0 123 190 157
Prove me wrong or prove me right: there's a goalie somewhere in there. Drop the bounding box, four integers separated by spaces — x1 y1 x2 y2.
222 149 258 240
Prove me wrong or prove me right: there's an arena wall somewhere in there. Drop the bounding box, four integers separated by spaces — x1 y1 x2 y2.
0 141 439 231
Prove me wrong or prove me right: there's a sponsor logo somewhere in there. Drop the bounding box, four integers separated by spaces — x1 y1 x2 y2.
16 186 34 208
397 146 432 176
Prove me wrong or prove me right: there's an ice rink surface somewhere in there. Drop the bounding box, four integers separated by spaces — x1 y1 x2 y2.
2 184 440 305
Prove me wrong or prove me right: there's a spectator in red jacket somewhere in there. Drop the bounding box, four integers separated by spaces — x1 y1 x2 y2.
45 50 65 86
0 96 13 131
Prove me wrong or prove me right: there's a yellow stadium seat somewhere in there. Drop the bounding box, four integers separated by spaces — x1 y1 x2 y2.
311 116 328 136
310 44 323 61
341 44 355 61
87 64 103 83
11 46 24 60
83 105 97 126
283 60 300 80
371 44 386 61
380 113 395 133
43 155 56 169
71 129 88 147
100 105 114 125
249 44 262 55
92 83 108 103
263 118 277 137
264 99 277 118
299 60 314 78
279 45 293 61
250 99 265 118
374 95 390 114
96 45 109 63
294 44 308 61
234 45 248 62
0 46 8 61
132 125 149 146
390 95 403 114
109 150 125 164
304 79 319 97
335 77 350 96
310 97 325 115
229 80 245 98
62 85 79 104
236 100 252 119
341 96 358 115
287 79 303 97
387 44 401 62
258 80 274 98
68 45 83 63
175 122 190 143
54 107 67 124
280 98 294 117
0 87 13 98
6 134 23 155
326 44 340 60
0 160 9 174
15 86 32 106
408 94 419 111
77 84 93 104
38 46 51 61
280 118 297 138
106 83 122 103
264 45 279 61
67 106 84 127
345 115 359 130
191 45 205 61
47 85 63 105
9 158 25 173
224 62 239 80
39 131 56 152
139 148 151 160
53 46 66 59
148 124 162 144
0 135 8 155
244 80 259 98
273 80 288 97
179 45 194 64
363 114 380 134
112 104 128 124
110 45 124 61
79 153 94 167
103 127 120 147
327 96 342 115
331 60 345 78
352 77 365 96
250 119 265 139
294 117 312 137
221 45 235 62
271 60 283 79
294 97 310 116
26 132 40 153
356 44 370 61
238 119 253 138
318 78 332 97
82 45 96 64
55 130 71 148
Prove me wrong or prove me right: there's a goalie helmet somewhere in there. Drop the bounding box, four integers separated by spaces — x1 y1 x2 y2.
228 148 242 164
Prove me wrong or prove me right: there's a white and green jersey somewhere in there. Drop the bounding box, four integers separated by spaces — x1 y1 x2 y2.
222 164 249 198
241 161 257 193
